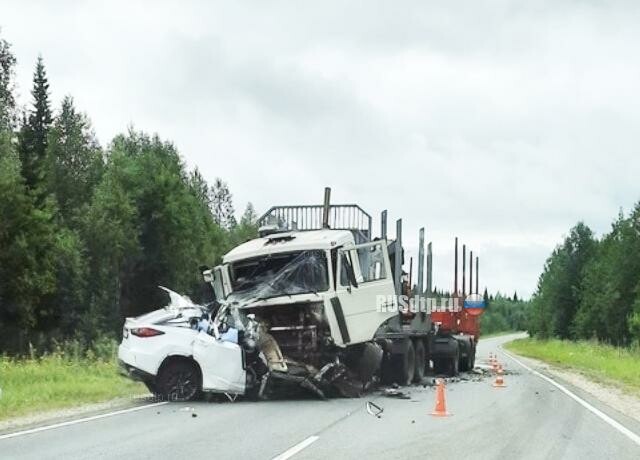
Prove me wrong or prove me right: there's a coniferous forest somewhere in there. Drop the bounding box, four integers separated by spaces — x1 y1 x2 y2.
528 215 640 346
0 33 258 354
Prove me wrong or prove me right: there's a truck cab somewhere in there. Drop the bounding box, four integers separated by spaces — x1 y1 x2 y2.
199 200 434 394
209 228 397 350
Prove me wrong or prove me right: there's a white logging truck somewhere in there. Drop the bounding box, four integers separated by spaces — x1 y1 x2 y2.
118 188 482 400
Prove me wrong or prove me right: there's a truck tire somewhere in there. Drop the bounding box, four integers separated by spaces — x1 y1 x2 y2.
448 347 460 377
156 359 202 402
433 358 447 375
460 348 470 371
457 338 471 371
381 340 416 386
469 344 476 369
398 340 416 385
413 340 426 383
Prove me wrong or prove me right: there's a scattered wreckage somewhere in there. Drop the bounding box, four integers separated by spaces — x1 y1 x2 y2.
118 188 485 402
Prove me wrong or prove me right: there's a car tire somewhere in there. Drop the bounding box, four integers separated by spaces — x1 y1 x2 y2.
156 359 202 402
143 380 157 395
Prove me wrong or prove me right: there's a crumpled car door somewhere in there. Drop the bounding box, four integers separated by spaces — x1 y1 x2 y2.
192 331 246 394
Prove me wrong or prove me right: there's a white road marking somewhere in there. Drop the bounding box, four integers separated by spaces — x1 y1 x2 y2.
501 348 640 447
0 402 168 441
272 435 320 460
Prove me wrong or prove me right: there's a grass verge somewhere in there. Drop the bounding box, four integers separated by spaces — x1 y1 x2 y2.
505 338 640 395
0 354 145 421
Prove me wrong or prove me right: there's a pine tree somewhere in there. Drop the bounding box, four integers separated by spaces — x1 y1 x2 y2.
18 55 53 189
513 291 518 302
45 95 103 221
0 32 16 131
528 222 596 339
0 131 59 351
240 202 257 226
189 168 211 211
210 178 236 229
230 202 259 245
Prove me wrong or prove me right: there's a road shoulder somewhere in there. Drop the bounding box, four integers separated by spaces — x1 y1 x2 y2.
0 393 152 435
502 346 640 430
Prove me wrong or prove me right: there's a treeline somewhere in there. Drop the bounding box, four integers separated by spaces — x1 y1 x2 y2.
528 206 640 345
481 292 529 334
0 34 257 353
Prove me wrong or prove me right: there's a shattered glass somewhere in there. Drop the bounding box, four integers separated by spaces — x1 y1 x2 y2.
226 250 329 306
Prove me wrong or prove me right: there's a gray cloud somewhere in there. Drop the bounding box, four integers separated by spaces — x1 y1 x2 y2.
3 0 640 297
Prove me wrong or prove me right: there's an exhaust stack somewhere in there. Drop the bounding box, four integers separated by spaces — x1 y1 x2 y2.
322 187 331 229
381 210 387 239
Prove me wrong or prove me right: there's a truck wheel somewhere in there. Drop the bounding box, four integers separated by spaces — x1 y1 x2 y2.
469 345 476 369
433 358 447 375
448 348 460 377
156 359 202 402
385 340 416 386
413 340 426 383
381 340 416 386
460 355 469 372
398 340 416 385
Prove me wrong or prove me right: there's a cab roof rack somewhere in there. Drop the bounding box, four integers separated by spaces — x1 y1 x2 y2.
257 188 372 244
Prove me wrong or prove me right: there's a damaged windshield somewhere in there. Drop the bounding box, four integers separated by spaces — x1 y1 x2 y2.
228 250 329 304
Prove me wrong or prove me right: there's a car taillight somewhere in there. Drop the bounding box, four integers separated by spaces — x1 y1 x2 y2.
130 327 165 337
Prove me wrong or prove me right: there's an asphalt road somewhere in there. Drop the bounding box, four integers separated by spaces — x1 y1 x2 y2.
2 333 640 459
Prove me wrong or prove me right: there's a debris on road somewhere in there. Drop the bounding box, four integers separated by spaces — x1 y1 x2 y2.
470 367 490 375
382 388 411 399
366 401 384 418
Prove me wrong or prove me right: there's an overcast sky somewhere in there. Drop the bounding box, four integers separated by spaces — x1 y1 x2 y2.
2 1 640 298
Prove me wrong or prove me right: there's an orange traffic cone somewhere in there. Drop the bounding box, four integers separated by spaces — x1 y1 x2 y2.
430 379 452 416
493 365 507 388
